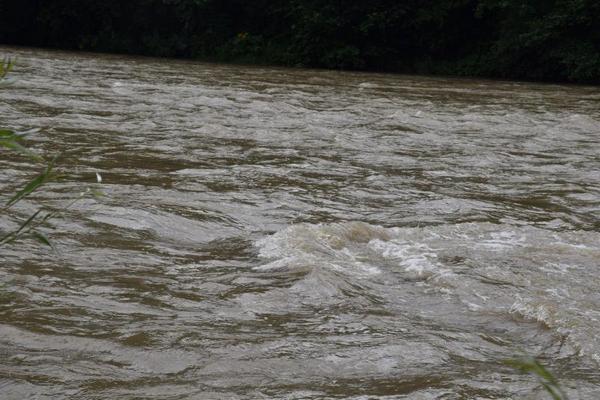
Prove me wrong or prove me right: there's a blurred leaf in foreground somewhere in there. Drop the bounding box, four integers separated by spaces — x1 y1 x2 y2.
506 357 569 400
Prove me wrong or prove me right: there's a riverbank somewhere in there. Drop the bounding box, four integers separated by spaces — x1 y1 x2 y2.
1 1 599 84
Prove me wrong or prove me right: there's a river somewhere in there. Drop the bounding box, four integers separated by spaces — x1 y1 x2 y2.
1 47 599 399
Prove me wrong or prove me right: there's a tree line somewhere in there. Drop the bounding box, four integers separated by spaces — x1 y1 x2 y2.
1 0 599 83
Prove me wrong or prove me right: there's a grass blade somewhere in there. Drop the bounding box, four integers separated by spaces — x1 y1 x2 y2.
505 358 569 400
0 129 16 137
0 138 44 161
32 231 52 248
0 58 13 79
13 209 43 236
0 209 43 246
6 161 55 208
0 129 44 161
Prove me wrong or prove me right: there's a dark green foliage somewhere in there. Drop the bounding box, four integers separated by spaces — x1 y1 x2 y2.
0 0 598 82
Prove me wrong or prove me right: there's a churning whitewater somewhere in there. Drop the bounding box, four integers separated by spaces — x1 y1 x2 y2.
255 222 600 361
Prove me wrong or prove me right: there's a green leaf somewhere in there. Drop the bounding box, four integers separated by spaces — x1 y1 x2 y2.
505 358 568 400
6 161 55 208
0 209 43 246
0 129 17 138
32 231 52 247
0 128 44 161
0 128 40 138
13 209 43 236
0 138 44 161
89 188 105 198
0 58 13 79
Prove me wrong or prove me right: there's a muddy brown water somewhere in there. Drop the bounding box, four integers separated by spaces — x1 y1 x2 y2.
1 47 600 399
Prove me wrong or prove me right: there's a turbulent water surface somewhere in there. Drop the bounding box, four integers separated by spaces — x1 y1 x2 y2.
1 47 600 399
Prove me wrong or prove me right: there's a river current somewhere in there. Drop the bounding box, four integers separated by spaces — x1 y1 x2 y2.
1 47 599 399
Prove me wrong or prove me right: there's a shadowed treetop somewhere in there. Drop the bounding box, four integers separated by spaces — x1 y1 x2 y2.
0 0 599 83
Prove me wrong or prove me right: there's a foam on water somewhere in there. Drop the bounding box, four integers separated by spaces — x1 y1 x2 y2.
255 222 388 276
255 221 600 365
